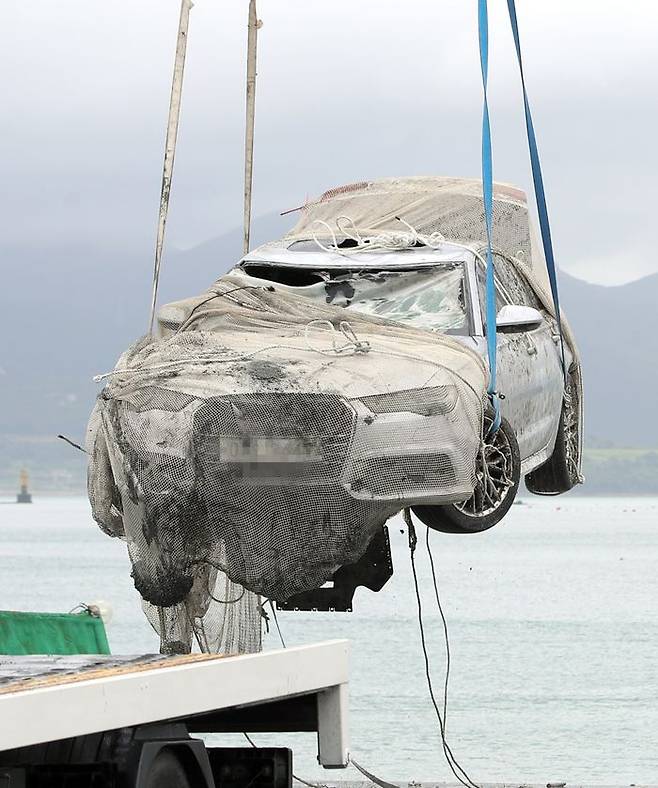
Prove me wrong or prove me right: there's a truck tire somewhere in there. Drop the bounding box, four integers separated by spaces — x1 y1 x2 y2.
143 749 192 788
413 411 521 533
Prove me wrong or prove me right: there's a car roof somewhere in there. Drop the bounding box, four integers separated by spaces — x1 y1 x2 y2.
241 239 475 270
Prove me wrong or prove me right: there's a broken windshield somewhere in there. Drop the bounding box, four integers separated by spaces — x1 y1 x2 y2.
241 262 469 335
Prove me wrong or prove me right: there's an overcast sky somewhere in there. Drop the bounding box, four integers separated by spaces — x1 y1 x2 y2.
2 1 657 284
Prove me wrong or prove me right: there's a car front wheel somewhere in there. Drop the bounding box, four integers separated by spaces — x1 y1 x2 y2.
412 411 521 533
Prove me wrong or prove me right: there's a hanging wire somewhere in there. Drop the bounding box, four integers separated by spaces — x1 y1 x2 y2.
57 435 87 454
268 599 286 648
148 0 194 336
403 509 480 788
426 526 451 729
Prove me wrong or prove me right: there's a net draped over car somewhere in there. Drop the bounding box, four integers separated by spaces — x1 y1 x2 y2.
87 177 582 654
87 271 487 654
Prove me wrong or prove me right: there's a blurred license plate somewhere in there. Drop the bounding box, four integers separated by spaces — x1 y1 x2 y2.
219 436 323 463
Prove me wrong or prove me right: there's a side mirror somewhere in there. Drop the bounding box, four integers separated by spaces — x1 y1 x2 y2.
496 304 543 333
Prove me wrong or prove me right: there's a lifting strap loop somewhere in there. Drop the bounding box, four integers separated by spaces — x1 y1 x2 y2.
478 0 501 431
505 0 567 383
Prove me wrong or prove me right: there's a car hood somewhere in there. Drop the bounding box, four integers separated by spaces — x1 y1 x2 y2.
87 272 488 608
106 273 488 403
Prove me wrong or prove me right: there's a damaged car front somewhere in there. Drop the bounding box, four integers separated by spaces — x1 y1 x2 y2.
87 273 487 629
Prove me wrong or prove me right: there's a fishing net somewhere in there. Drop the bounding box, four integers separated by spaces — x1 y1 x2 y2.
285 175 583 465
87 176 586 655
87 274 487 654
286 175 550 288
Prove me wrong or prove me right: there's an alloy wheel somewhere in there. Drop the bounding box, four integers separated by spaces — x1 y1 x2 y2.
454 415 516 518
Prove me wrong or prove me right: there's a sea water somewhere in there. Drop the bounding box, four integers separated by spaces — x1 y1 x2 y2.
1 496 657 783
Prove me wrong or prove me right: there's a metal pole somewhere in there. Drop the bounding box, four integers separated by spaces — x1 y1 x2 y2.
243 0 261 256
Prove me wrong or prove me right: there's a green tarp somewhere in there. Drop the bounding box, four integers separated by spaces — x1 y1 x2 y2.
0 610 110 655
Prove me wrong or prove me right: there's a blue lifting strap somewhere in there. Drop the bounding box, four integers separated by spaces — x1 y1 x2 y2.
506 0 567 383
478 0 502 431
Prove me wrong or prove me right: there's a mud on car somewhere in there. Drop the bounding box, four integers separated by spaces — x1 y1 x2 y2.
87 177 583 645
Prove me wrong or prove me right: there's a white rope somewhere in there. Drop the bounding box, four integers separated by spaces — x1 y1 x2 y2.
310 216 492 280
93 322 370 383
304 320 371 356
310 215 447 256
148 0 194 336
335 215 363 244
310 219 345 255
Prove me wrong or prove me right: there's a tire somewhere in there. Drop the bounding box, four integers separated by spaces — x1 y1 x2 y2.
143 749 192 788
413 411 521 534
525 367 581 495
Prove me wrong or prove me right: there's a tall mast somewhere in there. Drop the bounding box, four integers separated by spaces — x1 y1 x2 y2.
148 0 194 335
243 0 261 256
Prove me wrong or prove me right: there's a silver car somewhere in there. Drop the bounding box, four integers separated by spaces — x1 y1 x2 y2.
87 178 584 624
228 235 583 533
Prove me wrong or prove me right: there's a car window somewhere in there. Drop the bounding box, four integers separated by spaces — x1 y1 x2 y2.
241 261 471 335
344 265 469 335
475 260 506 315
492 254 542 309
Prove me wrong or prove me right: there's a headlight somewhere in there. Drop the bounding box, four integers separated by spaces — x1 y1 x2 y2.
357 385 458 417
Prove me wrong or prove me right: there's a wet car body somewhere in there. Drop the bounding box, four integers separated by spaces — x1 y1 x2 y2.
88 177 583 634
154 271 487 510
227 238 573 480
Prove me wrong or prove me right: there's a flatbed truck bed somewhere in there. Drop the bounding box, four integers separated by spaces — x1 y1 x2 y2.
0 640 349 787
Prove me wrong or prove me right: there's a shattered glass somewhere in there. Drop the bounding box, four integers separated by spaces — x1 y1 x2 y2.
238 264 469 335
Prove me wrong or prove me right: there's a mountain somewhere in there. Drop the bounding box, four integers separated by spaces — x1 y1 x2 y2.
559 271 657 447
0 212 290 440
0 218 655 477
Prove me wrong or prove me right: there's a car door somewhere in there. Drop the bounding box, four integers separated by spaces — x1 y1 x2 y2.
476 255 563 461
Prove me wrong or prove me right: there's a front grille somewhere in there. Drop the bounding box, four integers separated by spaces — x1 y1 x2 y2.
192 393 355 483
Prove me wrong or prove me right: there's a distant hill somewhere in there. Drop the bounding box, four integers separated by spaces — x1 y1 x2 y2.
0 217 655 480
0 212 289 439
559 271 657 448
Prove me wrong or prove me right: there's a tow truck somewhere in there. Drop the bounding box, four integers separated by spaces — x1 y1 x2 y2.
0 611 349 787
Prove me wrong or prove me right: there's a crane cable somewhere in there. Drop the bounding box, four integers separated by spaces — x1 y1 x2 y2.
148 0 194 336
